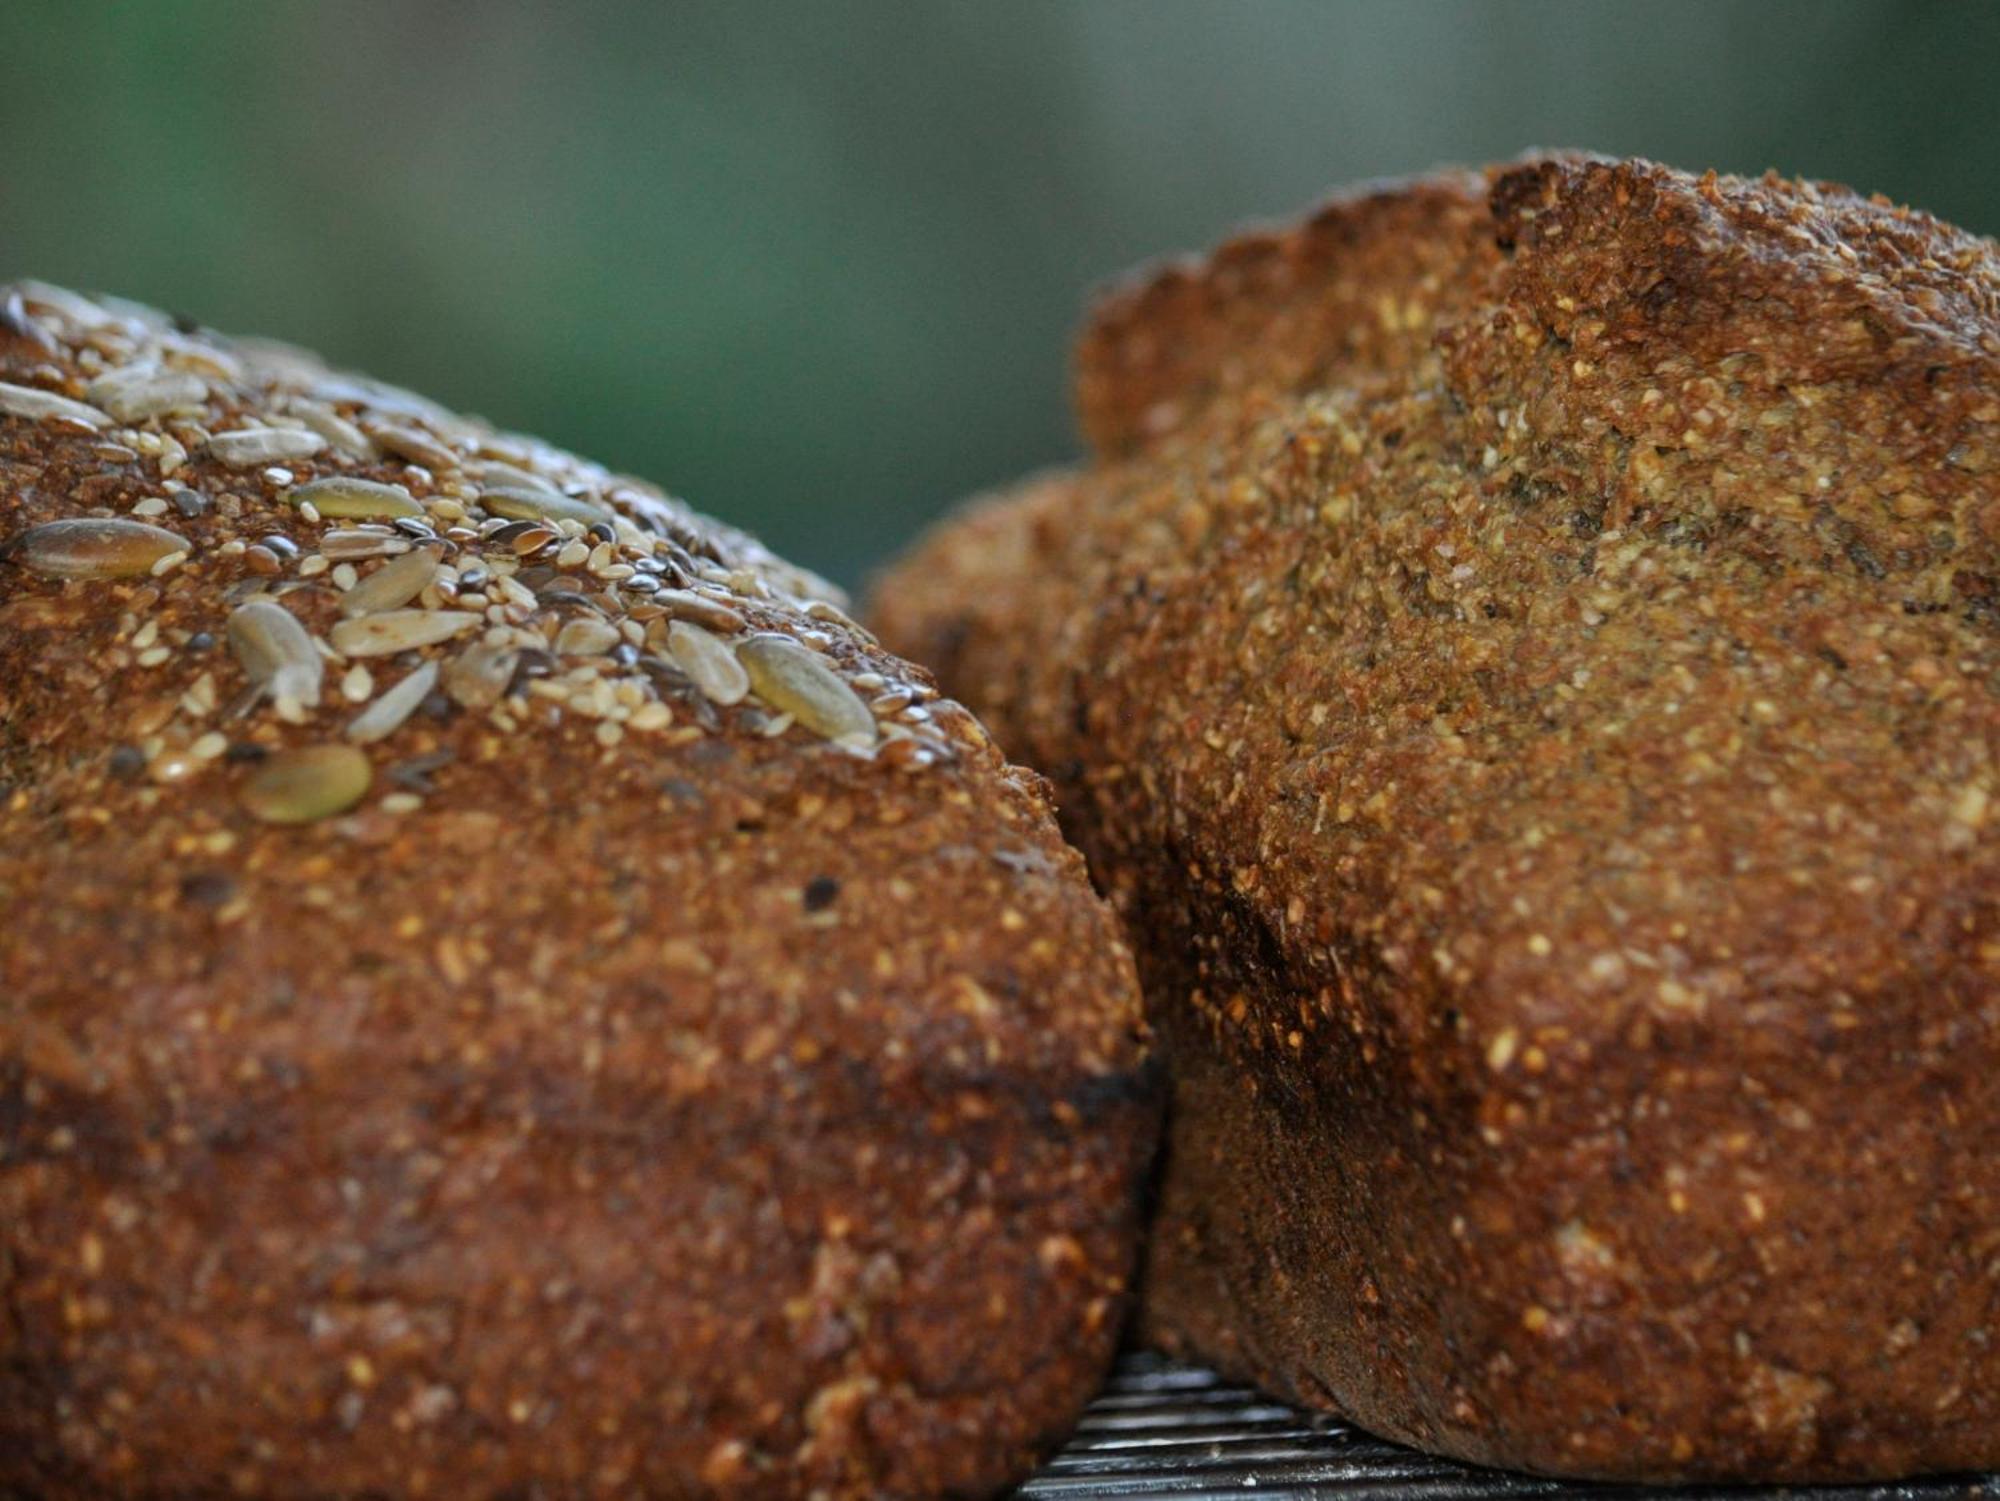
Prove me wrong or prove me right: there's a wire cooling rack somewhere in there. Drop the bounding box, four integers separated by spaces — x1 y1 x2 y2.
1016 1353 1999 1500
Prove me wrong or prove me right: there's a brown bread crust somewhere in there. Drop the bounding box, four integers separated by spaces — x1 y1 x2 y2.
869 157 2000 1481
0 285 1158 1498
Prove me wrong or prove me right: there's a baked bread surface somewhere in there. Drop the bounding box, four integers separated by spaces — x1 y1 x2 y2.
0 283 1158 1498
870 157 2000 1481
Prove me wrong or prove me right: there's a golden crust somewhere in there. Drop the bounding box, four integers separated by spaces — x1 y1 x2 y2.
870 156 2000 1481
0 285 1158 1498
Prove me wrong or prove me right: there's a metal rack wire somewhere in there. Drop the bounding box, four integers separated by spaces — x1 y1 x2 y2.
1017 1354 1998 1500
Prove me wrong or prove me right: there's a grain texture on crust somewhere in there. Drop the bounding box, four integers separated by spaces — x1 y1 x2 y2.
0 283 1158 1500
870 157 2000 1482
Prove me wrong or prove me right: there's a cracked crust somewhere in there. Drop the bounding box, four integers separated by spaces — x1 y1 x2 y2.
0 284 1159 1499
869 156 2000 1481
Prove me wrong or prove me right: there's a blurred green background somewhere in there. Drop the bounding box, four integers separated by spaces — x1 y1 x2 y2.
3 1 1995 589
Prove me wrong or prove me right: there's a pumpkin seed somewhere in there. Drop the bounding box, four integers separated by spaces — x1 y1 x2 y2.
735 633 876 747
227 599 325 708
0 381 111 428
665 620 751 706
442 641 519 710
287 476 422 521
86 365 207 423
481 485 610 527
329 608 480 657
346 660 439 743
240 744 371 823
340 547 439 616
208 428 326 468
10 518 189 579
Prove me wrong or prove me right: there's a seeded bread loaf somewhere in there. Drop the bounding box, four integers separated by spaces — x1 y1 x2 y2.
870 157 2000 1481
0 282 1159 1499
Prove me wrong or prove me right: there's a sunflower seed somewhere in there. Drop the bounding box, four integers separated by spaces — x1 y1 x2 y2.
442 640 519 710
319 529 414 561
481 485 610 527
473 461 558 495
1 292 54 353
232 608 322 720
10 517 189 579
288 400 375 460
86 365 207 423
653 588 745 634
17 281 111 328
0 381 110 428
208 427 326 467
340 547 439 616
735 634 876 747
503 523 560 556
554 616 622 656
287 476 422 521
666 620 750 706
329 609 480 657
227 598 325 708
346 660 440 744
240 743 372 823
368 423 457 472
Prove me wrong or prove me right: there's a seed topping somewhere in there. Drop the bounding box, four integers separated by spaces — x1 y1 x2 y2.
482 485 612 527
736 633 878 747
443 641 520 711
87 365 207 423
346 660 441 743
227 598 325 708
0 381 111 428
10 518 190 580
287 476 423 521
340 546 440 616
240 743 372 824
329 608 481 658
208 427 327 467
666 620 751 706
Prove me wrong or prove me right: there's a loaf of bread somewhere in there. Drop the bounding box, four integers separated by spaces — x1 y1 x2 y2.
0 282 1159 1498
871 157 2000 1481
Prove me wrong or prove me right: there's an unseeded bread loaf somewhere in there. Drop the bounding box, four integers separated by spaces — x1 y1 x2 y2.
870 157 2000 1481
0 281 1159 1499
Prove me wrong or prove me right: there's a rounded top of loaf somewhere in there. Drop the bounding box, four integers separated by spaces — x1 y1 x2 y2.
0 281 1149 1102
873 155 1998 1073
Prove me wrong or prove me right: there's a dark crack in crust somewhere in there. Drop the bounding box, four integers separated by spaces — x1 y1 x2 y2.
0 283 1159 1499
869 156 1999 1482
